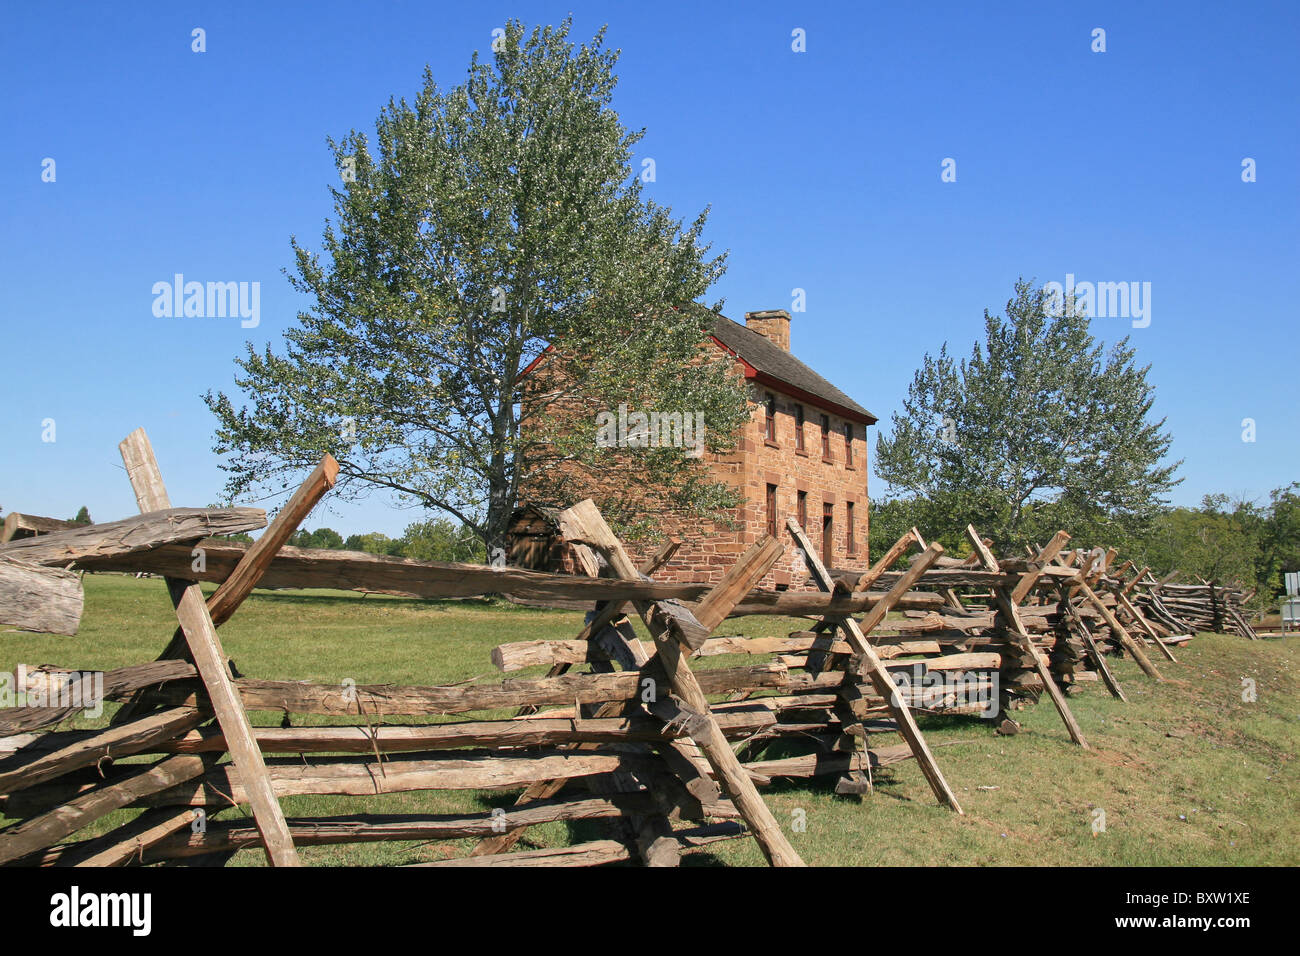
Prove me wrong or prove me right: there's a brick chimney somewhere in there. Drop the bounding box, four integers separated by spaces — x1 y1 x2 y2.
744 309 791 352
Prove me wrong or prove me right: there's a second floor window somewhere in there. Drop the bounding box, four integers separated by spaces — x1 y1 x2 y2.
765 394 776 442
794 404 805 452
766 483 778 537
844 423 854 466
820 414 831 459
797 490 808 530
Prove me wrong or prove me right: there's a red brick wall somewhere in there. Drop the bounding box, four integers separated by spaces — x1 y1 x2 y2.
627 375 870 587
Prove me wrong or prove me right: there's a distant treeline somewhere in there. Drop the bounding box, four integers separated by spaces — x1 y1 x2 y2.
231 517 486 564
870 482 1300 608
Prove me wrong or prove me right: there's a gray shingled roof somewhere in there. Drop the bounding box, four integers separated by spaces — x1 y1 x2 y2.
707 312 877 424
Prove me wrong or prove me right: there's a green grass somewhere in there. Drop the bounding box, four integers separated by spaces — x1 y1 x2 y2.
3 574 1297 866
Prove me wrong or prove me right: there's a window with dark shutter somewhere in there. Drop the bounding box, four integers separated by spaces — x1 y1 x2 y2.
820 414 831 459
794 404 805 452
821 503 833 567
844 423 854 467
846 501 856 555
797 490 807 530
766 483 778 537
765 394 776 443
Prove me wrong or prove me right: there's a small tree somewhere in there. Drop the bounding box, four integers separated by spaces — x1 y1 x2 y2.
875 279 1181 550
71 506 92 525
399 518 485 563
204 18 749 556
343 532 403 556
1260 482 1300 595
308 527 344 550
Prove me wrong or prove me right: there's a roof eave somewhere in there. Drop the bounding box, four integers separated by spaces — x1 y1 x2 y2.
708 335 877 426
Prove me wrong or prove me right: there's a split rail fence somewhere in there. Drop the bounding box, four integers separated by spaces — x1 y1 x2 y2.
0 430 1239 867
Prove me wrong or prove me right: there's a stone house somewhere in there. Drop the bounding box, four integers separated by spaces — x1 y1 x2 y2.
513 308 876 588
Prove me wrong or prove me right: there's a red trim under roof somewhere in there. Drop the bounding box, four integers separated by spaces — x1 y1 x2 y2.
517 345 555 383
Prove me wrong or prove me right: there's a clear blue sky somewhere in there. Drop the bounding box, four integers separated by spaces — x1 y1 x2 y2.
2 1 1296 537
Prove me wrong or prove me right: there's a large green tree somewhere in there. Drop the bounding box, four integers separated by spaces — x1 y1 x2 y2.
205 18 749 553
875 279 1181 550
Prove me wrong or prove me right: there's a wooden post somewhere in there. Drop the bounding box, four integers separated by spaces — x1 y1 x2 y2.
1115 588 1178 662
1122 566 1152 597
966 525 1089 748
114 454 340 724
471 547 689 863
853 528 920 592
1037 543 1127 703
558 500 805 867
118 428 300 867
471 536 751 861
1010 531 1072 604
1074 578 1163 680
208 455 339 626
788 519 964 813
1064 602 1127 702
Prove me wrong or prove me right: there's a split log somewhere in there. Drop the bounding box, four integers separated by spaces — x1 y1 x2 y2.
69 808 201 867
851 528 921 591
1075 579 1162 680
1115 588 1178 662
0 707 203 794
744 742 920 778
0 660 197 736
1 513 78 544
419 839 633 867
418 824 747 867
0 508 266 567
210 455 339 626
141 795 670 860
133 751 666 806
149 663 790 717
72 537 943 614
0 754 210 866
156 711 776 754
0 557 83 635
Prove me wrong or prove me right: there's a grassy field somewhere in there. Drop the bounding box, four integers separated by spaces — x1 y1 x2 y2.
3 573 1297 866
